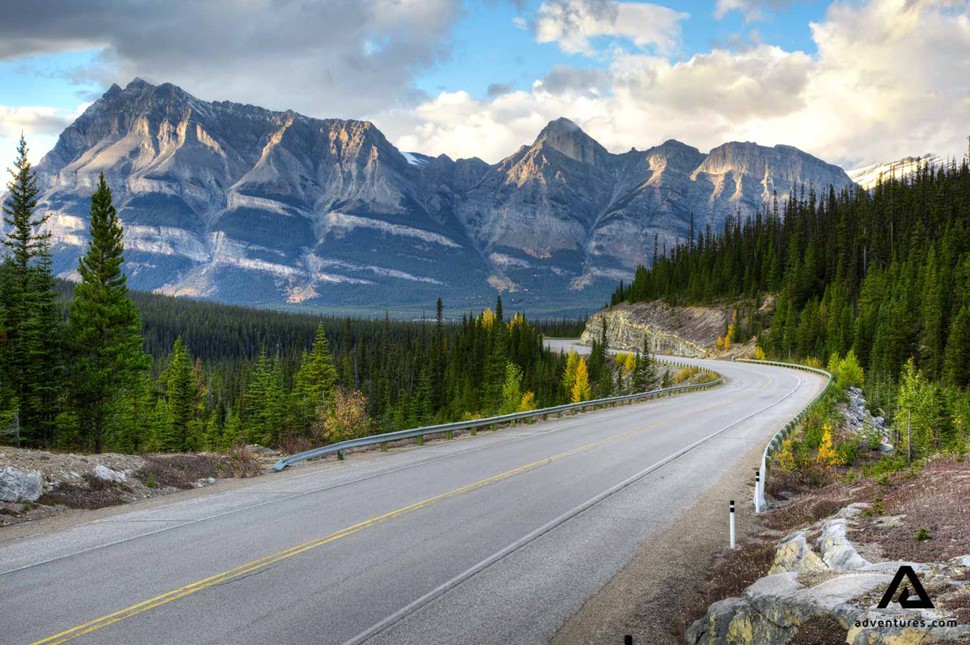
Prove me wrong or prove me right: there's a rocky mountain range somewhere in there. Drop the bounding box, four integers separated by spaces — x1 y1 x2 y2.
27 79 854 315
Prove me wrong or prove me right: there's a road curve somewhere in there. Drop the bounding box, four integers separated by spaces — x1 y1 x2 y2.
1 347 825 645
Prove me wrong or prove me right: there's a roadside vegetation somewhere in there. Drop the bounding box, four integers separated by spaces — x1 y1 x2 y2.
610 158 970 448
604 158 970 641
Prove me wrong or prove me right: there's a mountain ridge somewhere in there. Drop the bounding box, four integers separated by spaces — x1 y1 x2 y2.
27 80 855 315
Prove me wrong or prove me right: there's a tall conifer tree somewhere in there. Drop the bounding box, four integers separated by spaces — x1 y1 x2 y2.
66 174 148 452
0 135 63 446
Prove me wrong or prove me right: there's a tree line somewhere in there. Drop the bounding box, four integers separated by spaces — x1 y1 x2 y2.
610 157 970 457
0 137 645 454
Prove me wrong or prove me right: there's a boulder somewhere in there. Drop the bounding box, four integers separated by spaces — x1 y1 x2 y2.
0 467 43 502
687 504 970 645
93 464 127 483
769 532 827 574
818 518 871 570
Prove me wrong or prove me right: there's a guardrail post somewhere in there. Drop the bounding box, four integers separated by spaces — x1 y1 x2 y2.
337 450 344 461
729 500 736 549
471 427 477 436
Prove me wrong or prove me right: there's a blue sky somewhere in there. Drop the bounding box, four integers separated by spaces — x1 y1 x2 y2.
0 0 967 172
413 0 826 99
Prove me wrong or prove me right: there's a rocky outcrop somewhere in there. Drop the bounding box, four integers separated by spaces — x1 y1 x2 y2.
687 504 970 644
0 467 43 502
579 301 728 356
841 387 894 454
23 80 855 313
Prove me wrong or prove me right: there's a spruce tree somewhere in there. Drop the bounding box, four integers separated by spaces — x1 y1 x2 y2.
291 323 338 435
633 335 657 392
66 174 149 453
163 337 198 451
944 305 970 387
0 135 63 447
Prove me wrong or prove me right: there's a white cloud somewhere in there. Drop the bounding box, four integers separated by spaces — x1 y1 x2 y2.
0 0 461 118
386 0 970 169
534 0 689 55
714 0 794 21
0 106 71 141
0 104 89 171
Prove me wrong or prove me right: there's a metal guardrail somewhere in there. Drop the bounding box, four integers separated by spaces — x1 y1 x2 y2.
274 361 720 471
736 358 833 511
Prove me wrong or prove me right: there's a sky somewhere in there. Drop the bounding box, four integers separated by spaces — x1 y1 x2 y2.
0 0 967 174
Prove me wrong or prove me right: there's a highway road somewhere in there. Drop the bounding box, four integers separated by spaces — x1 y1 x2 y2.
1 346 826 644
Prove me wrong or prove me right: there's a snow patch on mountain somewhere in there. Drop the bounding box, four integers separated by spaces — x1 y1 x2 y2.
401 151 432 168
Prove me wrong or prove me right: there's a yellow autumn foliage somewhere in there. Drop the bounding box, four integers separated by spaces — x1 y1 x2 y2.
816 424 843 467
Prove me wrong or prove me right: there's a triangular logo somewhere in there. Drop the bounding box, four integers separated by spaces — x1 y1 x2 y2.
876 565 934 609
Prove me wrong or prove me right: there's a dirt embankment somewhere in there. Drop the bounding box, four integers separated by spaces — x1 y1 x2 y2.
0 445 265 527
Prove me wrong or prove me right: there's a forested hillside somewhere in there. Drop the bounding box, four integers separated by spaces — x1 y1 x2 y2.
2 136 646 456
611 159 970 456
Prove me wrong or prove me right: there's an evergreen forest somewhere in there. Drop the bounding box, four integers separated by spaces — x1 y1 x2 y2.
0 137 650 455
610 158 970 457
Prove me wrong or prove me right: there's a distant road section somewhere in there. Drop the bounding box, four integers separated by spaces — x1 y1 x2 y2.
2 343 825 645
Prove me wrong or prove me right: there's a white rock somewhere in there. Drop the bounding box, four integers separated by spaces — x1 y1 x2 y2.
93 464 127 483
818 518 871 570
0 467 43 502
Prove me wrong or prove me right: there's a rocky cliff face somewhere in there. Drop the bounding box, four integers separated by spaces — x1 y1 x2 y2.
579 302 731 357
29 80 855 314
848 154 942 191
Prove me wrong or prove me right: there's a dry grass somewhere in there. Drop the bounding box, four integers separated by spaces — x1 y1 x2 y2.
854 457 970 562
762 496 848 533
137 449 261 489
38 473 135 510
791 614 847 644
673 540 777 638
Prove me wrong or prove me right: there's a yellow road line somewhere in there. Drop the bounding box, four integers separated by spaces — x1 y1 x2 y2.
31 420 672 645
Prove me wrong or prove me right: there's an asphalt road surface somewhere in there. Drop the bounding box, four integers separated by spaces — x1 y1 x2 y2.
1 345 825 645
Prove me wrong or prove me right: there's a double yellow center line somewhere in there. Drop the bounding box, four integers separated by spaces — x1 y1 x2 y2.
32 422 661 645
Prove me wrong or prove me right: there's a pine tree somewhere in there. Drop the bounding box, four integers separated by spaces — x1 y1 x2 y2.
632 335 657 392
66 174 149 453
163 337 198 451
0 135 63 447
291 323 338 435
944 305 970 387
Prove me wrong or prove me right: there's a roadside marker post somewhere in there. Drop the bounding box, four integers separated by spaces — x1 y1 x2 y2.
754 473 761 513
729 500 736 549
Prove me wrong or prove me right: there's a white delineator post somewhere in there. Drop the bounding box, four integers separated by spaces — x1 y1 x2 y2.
754 473 761 513
729 500 736 549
